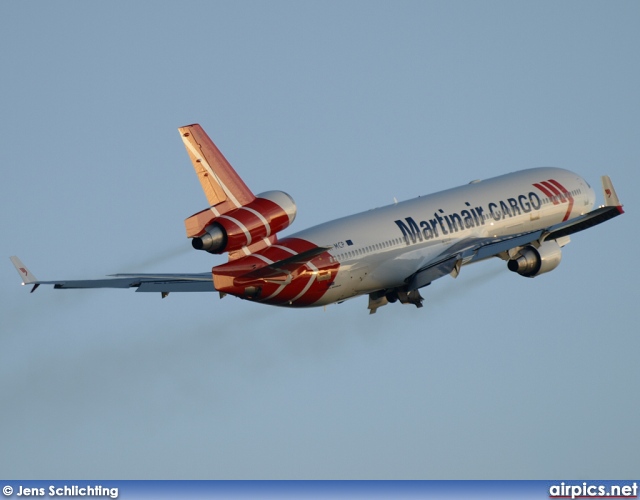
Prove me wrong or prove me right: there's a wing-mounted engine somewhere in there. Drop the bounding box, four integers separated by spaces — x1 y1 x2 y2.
189 190 297 254
507 239 563 277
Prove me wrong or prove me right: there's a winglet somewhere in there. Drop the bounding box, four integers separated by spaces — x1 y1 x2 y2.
601 176 624 213
10 256 40 291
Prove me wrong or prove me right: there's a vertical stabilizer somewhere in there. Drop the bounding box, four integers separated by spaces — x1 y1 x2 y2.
179 124 255 210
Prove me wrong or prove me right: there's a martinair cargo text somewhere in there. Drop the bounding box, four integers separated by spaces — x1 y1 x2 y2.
11 124 624 314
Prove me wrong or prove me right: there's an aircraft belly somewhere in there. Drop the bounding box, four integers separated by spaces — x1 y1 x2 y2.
359 244 444 292
326 264 370 302
313 285 350 306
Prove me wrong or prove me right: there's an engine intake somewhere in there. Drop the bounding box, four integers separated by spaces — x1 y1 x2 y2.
508 240 562 277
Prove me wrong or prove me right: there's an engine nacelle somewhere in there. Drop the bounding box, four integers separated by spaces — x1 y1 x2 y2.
507 240 562 277
191 190 297 254
192 222 227 252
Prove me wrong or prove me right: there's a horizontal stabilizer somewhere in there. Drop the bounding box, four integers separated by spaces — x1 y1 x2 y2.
234 246 331 286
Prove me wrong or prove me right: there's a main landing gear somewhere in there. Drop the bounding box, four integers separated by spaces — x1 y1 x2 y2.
367 287 425 314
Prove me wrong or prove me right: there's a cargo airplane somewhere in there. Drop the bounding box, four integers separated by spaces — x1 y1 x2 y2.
11 124 624 313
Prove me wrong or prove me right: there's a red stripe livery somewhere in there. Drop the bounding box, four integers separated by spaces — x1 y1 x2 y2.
533 179 574 221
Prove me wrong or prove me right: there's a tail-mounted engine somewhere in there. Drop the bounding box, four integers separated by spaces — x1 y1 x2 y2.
507 240 562 277
189 190 297 254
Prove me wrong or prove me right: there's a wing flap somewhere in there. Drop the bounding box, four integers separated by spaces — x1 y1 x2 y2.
135 281 216 293
408 255 461 290
472 230 545 262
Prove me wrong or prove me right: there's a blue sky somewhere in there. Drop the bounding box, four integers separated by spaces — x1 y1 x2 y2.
1 1 638 479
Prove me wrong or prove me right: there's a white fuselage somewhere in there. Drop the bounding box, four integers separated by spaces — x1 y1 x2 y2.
291 167 595 305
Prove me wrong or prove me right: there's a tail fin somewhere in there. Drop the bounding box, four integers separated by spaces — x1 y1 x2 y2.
179 124 255 209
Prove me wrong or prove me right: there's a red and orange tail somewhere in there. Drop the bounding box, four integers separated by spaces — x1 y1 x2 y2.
179 124 254 207
180 124 298 260
180 124 256 237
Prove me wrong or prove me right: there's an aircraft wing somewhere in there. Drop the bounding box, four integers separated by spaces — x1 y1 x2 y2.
9 256 215 295
407 177 624 290
472 204 623 262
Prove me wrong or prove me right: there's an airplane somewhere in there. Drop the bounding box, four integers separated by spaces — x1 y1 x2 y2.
11 124 624 314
